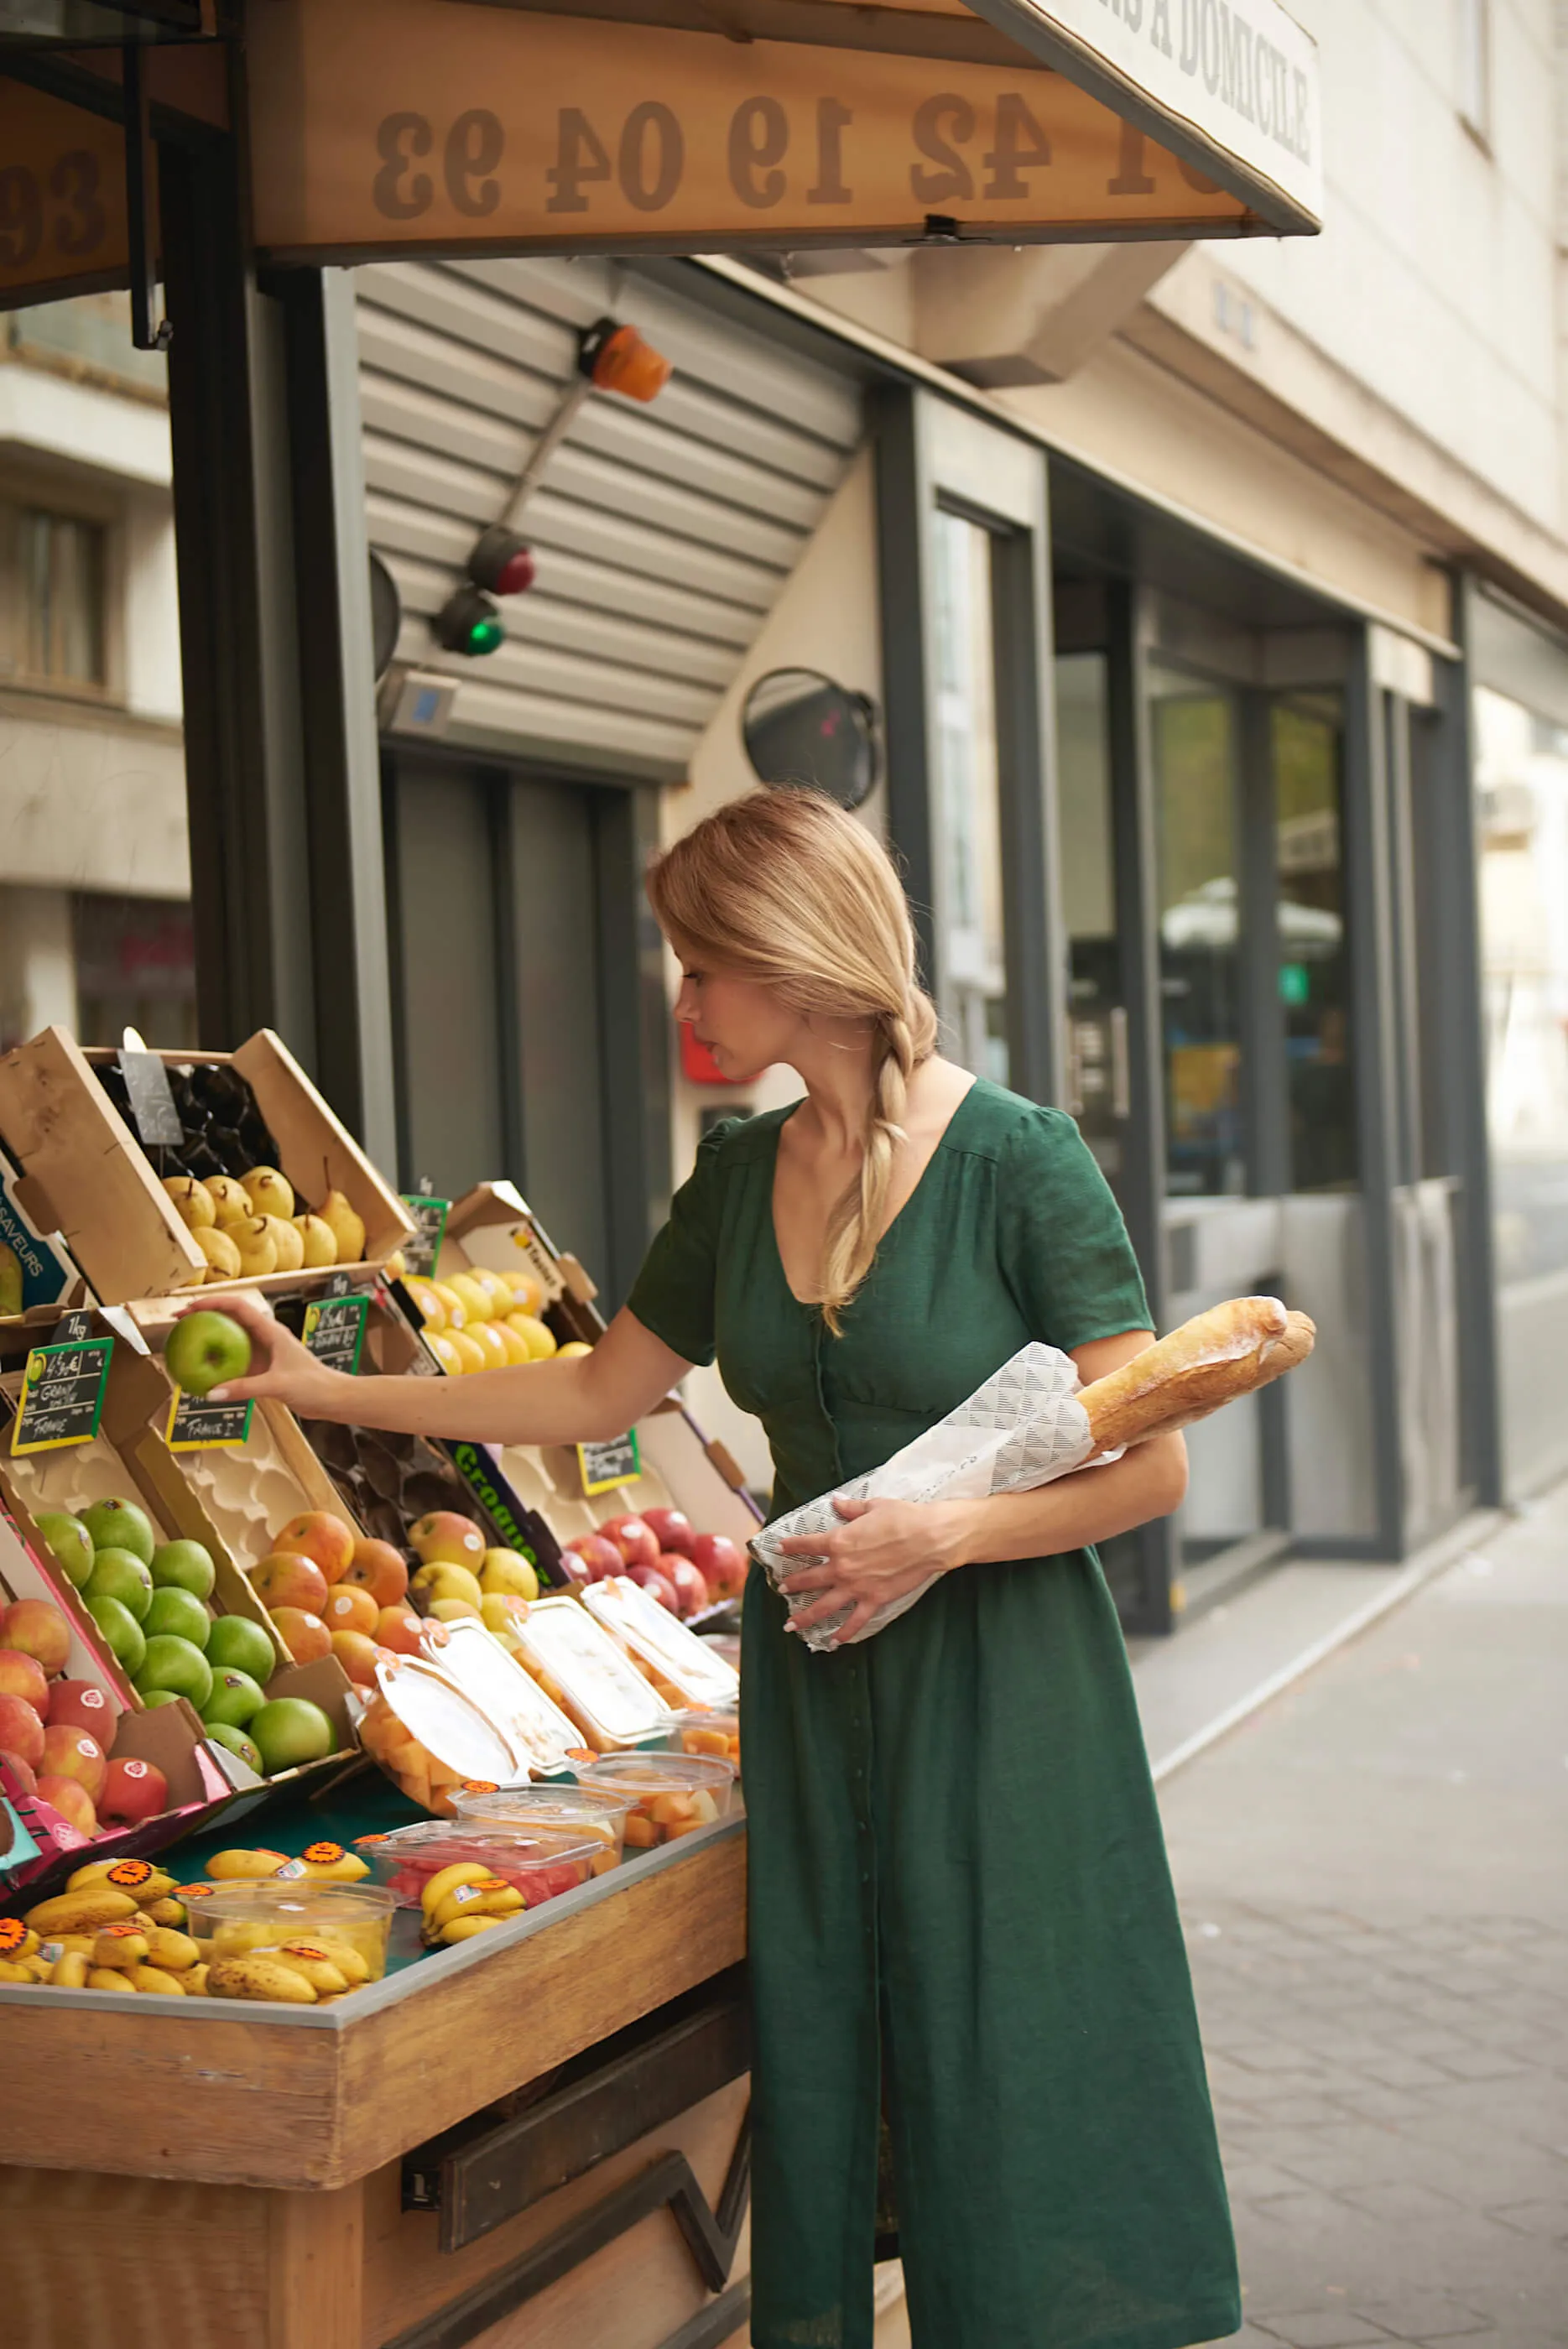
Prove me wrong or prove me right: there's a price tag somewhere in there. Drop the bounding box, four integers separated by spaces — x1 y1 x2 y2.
301 1290 368 1376
399 1195 451 1278
165 1388 254 1451
117 1049 184 1148
576 1431 641 1497
11 1329 113 1455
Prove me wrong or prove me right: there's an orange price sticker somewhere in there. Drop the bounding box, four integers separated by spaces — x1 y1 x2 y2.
106 1859 154 1888
0 1919 28 1953
303 1841 346 1863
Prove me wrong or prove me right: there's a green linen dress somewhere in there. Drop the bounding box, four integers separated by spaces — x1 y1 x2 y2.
626 1079 1239 2349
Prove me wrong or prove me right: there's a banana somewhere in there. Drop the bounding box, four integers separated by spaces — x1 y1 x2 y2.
0 1958 34 1984
25 1888 138 1935
146 1898 188 1929
435 1915 508 1945
87 1968 128 1991
427 1877 524 1935
305 1936 371 1985
419 1862 496 1919
267 1944 349 1995
206 1955 318 2004
39 1935 95 1961
206 1849 289 1882
67 1859 175 1901
185 1964 209 1996
49 1951 90 1988
0 1925 39 1962
277 1841 371 1884
145 1928 200 1972
92 1927 150 1971
21 1955 49 1981
130 1964 186 1995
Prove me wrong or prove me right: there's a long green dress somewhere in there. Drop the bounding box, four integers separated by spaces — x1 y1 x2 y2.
627 1080 1239 2349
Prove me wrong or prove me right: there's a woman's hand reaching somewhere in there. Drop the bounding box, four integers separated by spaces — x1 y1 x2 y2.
774 1495 973 1646
171 1290 346 1416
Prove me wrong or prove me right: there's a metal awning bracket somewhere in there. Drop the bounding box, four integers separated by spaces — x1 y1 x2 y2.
124 41 172 352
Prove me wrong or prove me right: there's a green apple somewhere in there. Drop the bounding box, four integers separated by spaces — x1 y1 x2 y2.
249 1696 335 1773
203 1720 263 1773
86 1594 146 1676
79 1497 155 1565
134 1634 212 1711
206 1615 277 1682
150 1539 216 1602
34 1512 94 1589
203 1667 266 1728
143 1586 211 1649
86 1548 154 1622
164 1310 252 1399
138 1688 183 1709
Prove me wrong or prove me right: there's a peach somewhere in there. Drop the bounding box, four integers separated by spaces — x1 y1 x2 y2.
250 1551 330 1615
36 1775 96 1836
273 1512 355 1584
408 1512 486 1570
329 1628 381 1688
268 1607 331 1664
100 1755 169 1825
375 1606 425 1657
0 1649 49 1718
0 1692 46 1772
322 1585 379 1639
0 1598 70 1678
40 1724 107 1800
341 1539 408 1611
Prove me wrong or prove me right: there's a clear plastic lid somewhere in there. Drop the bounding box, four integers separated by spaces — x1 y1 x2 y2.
508 1596 674 1750
369 1654 528 1780
582 1576 742 1709
430 1620 582 1775
362 1819 607 1907
189 1883 397 1976
451 1782 633 1855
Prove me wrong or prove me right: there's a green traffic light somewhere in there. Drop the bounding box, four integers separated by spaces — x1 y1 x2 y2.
467 614 504 655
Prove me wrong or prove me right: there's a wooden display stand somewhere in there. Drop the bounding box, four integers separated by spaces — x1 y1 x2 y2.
0 1827 754 2349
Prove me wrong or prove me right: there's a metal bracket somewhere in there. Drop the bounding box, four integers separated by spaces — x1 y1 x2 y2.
123 43 172 352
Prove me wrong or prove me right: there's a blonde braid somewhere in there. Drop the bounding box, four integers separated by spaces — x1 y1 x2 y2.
820 994 935 1334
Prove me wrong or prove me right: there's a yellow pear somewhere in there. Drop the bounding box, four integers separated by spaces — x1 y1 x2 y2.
163 1175 216 1231
293 1213 338 1268
233 1217 279 1277
195 1226 242 1280
204 1175 253 1228
317 1189 366 1263
242 1168 295 1221
264 1214 305 1273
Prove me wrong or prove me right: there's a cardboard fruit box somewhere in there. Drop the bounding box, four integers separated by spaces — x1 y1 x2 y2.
0 1025 414 1308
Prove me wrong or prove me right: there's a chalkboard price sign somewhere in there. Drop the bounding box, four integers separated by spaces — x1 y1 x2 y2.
302 1291 368 1377
399 1195 451 1278
117 1049 184 1148
577 1431 641 1497
166 1389 255 1451
11 1332 114 1456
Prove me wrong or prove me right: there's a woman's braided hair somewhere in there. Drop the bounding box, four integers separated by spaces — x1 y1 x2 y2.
647 789 937 1333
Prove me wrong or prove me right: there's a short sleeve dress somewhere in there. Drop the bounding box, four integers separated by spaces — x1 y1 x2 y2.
628 1080 1239 2349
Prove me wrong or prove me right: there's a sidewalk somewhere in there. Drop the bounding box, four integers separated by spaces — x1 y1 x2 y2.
1146 1504 1568 2349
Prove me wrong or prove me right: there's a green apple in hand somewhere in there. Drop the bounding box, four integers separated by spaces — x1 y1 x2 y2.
165 1310 252 1398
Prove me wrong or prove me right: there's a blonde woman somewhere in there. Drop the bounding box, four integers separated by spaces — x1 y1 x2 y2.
206 791 1238 2349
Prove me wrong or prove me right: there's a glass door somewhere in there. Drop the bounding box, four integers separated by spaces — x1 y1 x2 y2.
1055 648 1130 1198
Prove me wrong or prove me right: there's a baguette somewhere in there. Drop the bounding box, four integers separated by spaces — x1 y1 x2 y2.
1080 1298 1316 1452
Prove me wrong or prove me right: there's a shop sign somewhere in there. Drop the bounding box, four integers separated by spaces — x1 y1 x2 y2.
978 0 1321 229
0 83 130 310
247 0 1252 263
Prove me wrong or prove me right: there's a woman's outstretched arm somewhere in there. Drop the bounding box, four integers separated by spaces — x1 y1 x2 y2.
180 1292 694 1447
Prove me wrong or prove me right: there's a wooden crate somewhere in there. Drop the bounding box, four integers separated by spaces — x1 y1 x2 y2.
0 1026 414 1307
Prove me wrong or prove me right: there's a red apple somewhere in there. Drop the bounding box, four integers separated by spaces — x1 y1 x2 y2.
36 1775 96 1836
600 1515 659 1572
46 1680 116 1741
554 1549 591 1591
1 1598 70 1678
99 1755 169 1825
375 1606 425 1657
627 1562 679 1613
690 1533 745 1599
250 1551 330 1615
641 1508 696 1559
39 1723 107 1801
0 1750 39 1796
0 1648 49 1718
664 1556 711 1619
0 1693 45 1772
273 1510 355 1584
330 1628 381 1687
341 1538 409 1611
565 1532 623 1583
269 1607 331 1664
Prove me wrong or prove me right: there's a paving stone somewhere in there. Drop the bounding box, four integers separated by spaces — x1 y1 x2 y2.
1348 2296 1495 2339
1247 2311 1396 2346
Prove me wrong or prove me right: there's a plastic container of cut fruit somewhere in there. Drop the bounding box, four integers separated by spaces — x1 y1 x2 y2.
187 1883 397 1978
507 1595 674 1752
579 1751 736 1850
666 1706 741 1773
428 1620 583 1778
582 1576 742 1713
450 1781 633 1862
360 1820 611 1910
356 1654 532 1815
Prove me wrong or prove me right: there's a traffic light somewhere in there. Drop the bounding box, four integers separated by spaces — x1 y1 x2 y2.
435 584 506 658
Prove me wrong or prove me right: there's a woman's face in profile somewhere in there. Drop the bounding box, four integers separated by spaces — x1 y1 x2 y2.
671 951 797 1082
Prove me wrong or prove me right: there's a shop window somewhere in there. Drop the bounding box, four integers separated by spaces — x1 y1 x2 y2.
930 508 1008 1083
1151 665 1244 1198
71 893 197 1051
1274 692 1356 1192
0 503 107 688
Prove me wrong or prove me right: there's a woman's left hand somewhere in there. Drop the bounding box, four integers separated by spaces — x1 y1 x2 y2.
775 1496 973 1645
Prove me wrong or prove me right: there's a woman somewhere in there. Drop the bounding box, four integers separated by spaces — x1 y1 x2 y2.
206 791 1239 2349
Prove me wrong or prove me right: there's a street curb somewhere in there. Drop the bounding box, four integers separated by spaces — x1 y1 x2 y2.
1149 1506 1510 1784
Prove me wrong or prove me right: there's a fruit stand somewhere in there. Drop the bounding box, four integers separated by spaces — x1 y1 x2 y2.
0 1026 760 2349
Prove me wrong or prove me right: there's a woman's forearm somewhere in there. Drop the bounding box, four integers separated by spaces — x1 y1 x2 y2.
958 1432 1188 1565
303 1356 632 1446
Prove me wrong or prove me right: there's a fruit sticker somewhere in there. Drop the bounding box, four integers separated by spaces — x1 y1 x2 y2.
0 1919 27 1953
461 1780 500 1795
101 1920 143 1939
275 1860 307 1879
106 1859 154 1888
176 1884 214 1899
303 1841 346 1864
283 1943 331 1962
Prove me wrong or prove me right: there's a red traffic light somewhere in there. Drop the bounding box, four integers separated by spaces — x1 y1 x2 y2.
469 524 536 599
579 316 671 404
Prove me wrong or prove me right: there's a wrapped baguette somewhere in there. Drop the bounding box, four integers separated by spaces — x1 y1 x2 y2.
1080 1297 1316 1452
